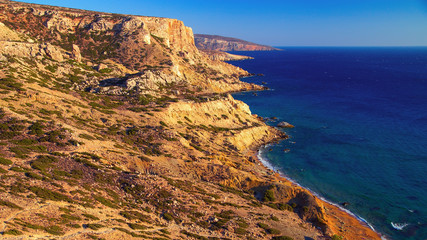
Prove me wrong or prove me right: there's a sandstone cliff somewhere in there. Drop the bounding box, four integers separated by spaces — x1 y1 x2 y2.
0 0 260 94
195 34 280 51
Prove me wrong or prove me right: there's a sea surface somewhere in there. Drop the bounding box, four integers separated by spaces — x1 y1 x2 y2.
230 47 427 240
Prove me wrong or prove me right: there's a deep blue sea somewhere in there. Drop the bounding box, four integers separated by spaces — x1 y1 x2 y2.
230 47 427 240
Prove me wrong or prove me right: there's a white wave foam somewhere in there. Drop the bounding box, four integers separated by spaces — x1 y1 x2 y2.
256 144 382 236
391 222 409 231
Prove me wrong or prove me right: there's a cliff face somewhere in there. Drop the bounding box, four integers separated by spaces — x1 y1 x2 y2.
0 1 380 240
195 34 279 51
0 1 260 94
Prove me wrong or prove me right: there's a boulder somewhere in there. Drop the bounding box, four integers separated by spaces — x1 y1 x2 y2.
96 63 108 71
0 54 6 62
277 121 294 128
43 43 64 62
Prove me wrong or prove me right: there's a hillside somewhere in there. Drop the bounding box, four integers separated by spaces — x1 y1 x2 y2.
0 1 380 240
195 34 279 51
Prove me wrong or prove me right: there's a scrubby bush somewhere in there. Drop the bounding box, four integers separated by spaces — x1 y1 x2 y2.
263 188 276 202
0 157 12 165
272 236 294 240
3 229 23 235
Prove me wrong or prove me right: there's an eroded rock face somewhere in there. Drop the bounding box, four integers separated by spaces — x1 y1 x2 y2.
87 17 115 32
44 14 75 32
0 21 21 41
0 41 64 61
43 43 64 61
77 70 184 95
71 44 82 62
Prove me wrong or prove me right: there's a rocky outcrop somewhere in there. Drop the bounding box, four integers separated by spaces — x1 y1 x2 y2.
71 44 82 62
80 70 184 95
277 121 295 128
195 34 279 51
0 21 21 41
0 41 64 61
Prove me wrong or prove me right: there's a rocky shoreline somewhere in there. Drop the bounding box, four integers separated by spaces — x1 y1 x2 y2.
239 124 382 240
251 143 382 239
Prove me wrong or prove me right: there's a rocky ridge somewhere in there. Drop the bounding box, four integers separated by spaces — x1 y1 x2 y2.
0 1 380 240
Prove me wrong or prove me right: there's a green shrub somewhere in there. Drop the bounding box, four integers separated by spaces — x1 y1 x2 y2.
237 219 249 229
128 223 148 230
17 221 43 230
61 214 82 221
332 235 344 240
82 213 99 220
28 122 45 135
272 236 294 240
277 203 293 212
99 68 112 74
257 223 269 229
0 157 12 165
162 212 174 221
45 65 58 73
45 225 64 235
12 139 37 145
257 222 280 235
0 200 22 209
28 186 72 202
25 172 44 180
263 188 276 202
85 223 104 230
68 223 81 228
9 166 28 172
180 230 208 240
234 227 247 235
79 134 96 140
0 77 24 92
196 221 210 228
267 228 281 235
30 155 58 171
3 229 22 235
119 211 151 223
10 145 47 158
93 195 118 209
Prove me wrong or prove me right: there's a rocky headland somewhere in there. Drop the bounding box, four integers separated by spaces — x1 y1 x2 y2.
0 1 380 239
195 34 280 52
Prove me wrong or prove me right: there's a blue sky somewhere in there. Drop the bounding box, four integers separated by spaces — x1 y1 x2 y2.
17 0 427 46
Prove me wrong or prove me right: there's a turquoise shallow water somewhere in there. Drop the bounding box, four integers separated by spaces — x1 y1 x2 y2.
230 48 427 240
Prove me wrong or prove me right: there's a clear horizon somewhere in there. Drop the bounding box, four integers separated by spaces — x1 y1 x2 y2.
15 0 427 47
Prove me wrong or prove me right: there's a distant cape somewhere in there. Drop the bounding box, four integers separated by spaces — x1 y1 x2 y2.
195 34 280 51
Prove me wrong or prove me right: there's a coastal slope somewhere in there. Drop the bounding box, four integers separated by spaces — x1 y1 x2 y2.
0 1 380 240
